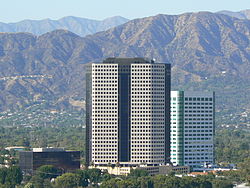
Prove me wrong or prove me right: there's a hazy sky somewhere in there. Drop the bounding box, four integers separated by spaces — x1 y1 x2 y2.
0 0 249 22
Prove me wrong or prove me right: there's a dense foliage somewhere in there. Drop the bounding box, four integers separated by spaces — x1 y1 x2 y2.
215 129 250 163
35 165 62 180
0 125 85 156
0 124 249 187
22 168 237 188
23 167 112 188
0 166 22 187
0 165 249 188
1 125 249 165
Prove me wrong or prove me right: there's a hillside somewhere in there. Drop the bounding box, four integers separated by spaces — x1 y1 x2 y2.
0 16 129 36
218 9 250 19
0 12 250 125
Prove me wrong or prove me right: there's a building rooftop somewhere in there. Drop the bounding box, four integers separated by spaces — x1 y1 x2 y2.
5 146 26 151
103 57 155 64
32 148 65 152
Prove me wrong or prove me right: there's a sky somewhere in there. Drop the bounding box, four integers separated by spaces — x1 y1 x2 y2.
0 0 249 22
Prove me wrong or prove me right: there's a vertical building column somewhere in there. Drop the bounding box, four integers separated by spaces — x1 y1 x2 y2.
118 65 131 162
170 91 184 166
85 64 92 167
164 64 171 164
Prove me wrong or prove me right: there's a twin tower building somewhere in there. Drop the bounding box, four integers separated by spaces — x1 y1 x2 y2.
86 58 214 172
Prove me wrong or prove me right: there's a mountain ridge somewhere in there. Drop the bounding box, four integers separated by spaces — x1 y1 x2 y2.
0 12 250 118
217 9 250 19
0 16 129 37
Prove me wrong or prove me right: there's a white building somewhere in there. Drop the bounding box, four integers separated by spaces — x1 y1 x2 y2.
170 91 215 168
92 164 190 176
86 57 171 168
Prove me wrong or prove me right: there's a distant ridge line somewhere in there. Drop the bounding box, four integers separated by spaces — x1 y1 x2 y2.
0 16 129 36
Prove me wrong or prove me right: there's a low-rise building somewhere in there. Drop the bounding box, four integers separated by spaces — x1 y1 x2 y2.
5 146 26 151
91 164 190 176
19 148 80 175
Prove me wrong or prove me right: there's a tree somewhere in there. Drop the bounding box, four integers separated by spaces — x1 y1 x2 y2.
195 176 213 188
75 169 88 187
100 178 121 188
138 176 154 188
29 174 53 188
0 168 7 184
5 166 23 186
29 175 45 188
36 165 61 180
101 173 113 182
153 174 168 188
128 169 149 178
24 183 35 188
163 176 182 188
0 150 9 156
43 179 53 188
0 157 4 165
238 157 250 180
54 173 80 188
87 168 102 184
212 179 234 188
215 129 250 164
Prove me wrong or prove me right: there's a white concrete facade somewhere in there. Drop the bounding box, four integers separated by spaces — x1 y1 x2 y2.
130 64 166 164
91 63 119 164
86 58 171 167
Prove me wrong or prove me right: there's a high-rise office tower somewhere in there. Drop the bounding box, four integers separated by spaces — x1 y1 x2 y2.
170 91 215 168
86 57 171 167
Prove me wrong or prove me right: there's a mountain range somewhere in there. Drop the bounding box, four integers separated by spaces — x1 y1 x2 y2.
217 9 250 20
0 16 129 37
0 10 250 37
0 11 250 121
